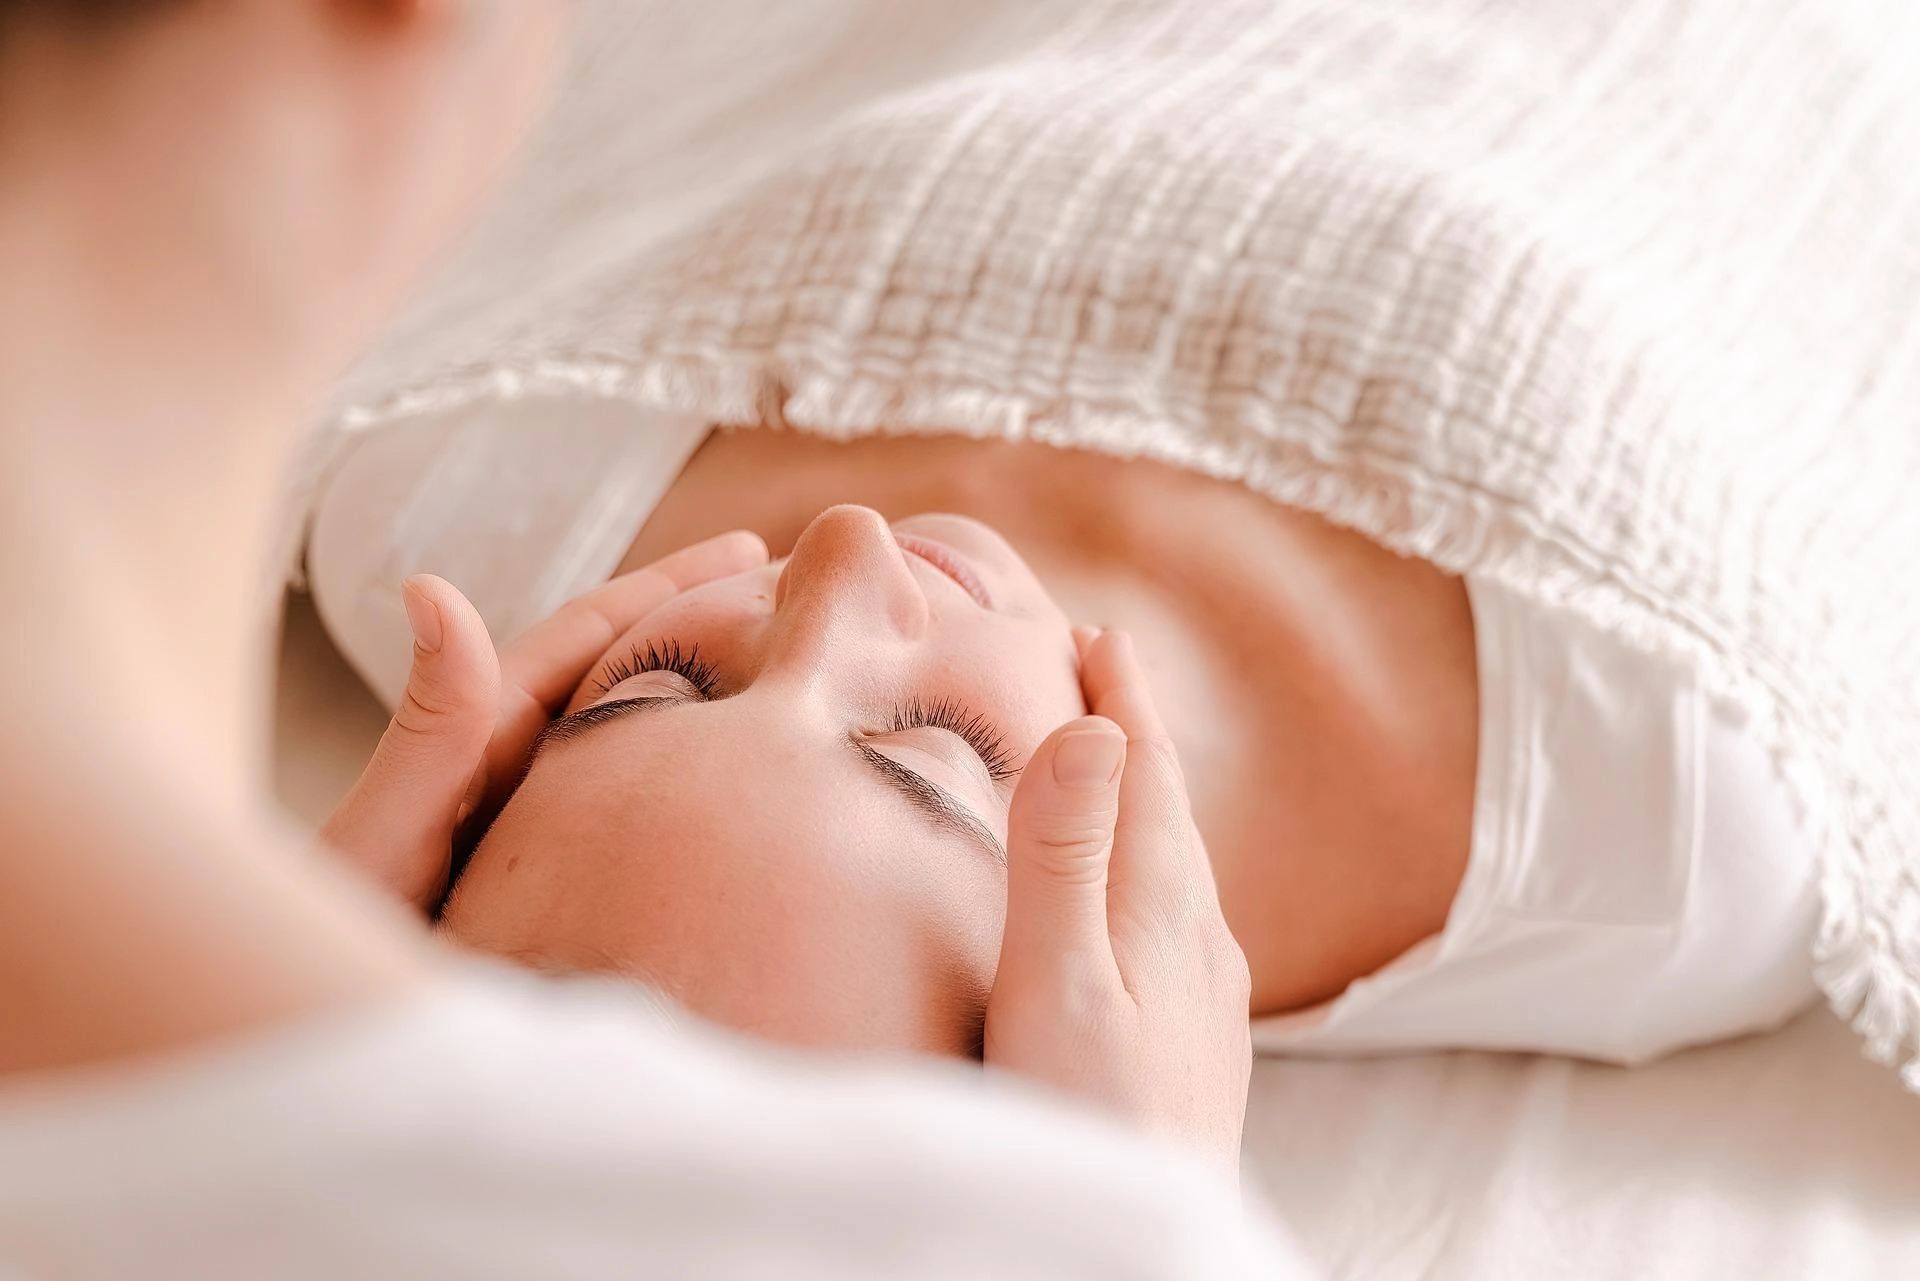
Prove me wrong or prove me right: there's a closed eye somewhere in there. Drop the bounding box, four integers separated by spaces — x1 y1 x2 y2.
589 639 1018 783
519 695 1007 866
889 695 1020 781
593 639 724 700
850 738 1007 864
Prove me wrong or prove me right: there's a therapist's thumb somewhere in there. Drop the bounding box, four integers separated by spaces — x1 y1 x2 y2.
1001 716 1126 968
320 575 500 909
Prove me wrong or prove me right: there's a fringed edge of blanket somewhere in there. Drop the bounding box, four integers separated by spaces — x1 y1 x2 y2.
330 352 1920 1091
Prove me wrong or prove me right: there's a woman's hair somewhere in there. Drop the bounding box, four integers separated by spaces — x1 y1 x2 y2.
5 0 177 16
0 0 185 56
3 0 184 34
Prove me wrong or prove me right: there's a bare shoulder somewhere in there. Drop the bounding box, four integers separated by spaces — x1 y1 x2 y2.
0 750 427 1078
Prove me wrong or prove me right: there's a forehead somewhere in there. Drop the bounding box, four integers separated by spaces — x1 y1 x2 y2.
513 699 903 855
447 697 1005 1054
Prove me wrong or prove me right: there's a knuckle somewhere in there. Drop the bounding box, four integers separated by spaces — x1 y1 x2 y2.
552 595 611 639
1028 817 1115 853
1060 964 1121 1023
391 673 485 748
1154 888 1246 997
1020 801 1117 855
1218 942 1253 1004
400 656 471 718
1025 837 1112 886
391 688 449 738
1129 733 1185 781
1163 880 1218 933
548 598 592 637
1199 923 1252 999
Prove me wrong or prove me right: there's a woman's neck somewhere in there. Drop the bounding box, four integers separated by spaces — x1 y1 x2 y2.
0 20 440 1078
1 114 303 804
623 427 1480 1012
0 10 406 802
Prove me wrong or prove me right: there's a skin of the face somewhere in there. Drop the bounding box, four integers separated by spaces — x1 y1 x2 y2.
440 507 1086 1058
2 0 572 369
280 0 576 362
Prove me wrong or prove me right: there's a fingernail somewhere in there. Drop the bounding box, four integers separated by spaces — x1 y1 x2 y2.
402 578 443 653
1053 726 1124 788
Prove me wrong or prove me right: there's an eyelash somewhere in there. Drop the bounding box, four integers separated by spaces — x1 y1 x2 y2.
892 695 1018 782
595 640 1016 781
594 639 724 699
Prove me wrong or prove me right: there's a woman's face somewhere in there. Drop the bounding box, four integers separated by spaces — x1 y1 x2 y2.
7 0 571 376
311 1 572 335
441 507 1085 1057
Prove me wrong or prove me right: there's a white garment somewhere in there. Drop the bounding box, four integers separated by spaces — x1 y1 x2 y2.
308 398 709 706
305 406 1821 1065
0 967 1308 1280
1253 578 1820 1063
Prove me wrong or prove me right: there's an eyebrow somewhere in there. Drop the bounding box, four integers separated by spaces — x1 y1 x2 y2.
526 696 1009 866
526 696 685 760
846 739 1007 865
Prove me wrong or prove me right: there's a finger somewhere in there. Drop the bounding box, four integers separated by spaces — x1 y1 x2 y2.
482 529 767 801
500 529 768 713
1078 629 1212 894
1071 624 1101 664
321 575 501 909
1079 628 1171 744
999 715 1128 978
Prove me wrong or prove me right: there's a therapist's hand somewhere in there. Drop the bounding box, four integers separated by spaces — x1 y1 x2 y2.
985 628 1253 1180
320 530 769 911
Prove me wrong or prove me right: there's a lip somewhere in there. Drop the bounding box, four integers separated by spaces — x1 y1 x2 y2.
896 533 994 610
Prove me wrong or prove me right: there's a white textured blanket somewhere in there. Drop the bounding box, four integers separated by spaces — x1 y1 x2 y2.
312 0 1920 1087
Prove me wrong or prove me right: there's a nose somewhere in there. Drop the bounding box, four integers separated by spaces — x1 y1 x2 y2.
768 506 930 667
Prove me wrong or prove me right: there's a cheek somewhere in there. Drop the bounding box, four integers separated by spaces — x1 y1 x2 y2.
915 857 1007 999
669 854 1004 1059
855 852 1002 1059
958 625 1087 756
745 831 1005 1055
1013 655 1090 741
